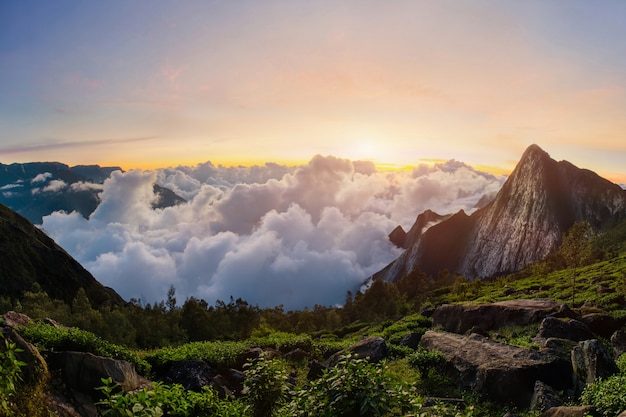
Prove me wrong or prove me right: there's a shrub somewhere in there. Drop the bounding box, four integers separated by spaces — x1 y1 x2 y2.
19 322 150 375
580 375 626 417
280 354 420 417
0 333 26 416
408 347 446 378
243 356 289 417
97 377 249 417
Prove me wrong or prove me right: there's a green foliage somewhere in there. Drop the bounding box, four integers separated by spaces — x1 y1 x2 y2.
0 333 26 416
145 340 249 373
408 346 446 379
280 354 421 417
97 377 249 417
243 357 289 417
580 375 626 417
18 322 150 375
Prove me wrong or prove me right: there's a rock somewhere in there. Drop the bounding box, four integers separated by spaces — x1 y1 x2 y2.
611 330 626 358
420 331 572 407
222 368 246 393
326 336 389 367
44 351 145 395
535 317 594 342
540 338 578 358
210 374 233 398
530 381 562 412
283 348 308 362
157 359 216 391
235 347 264 369
617 411 626 417
571 339 619 393
399 332 422 350
1 326 48 386
42 317 65 329
0 311 33 328
307 359 327 380
388 225 407 248
432 299 574 334
581 313 620 339
538 405 595 417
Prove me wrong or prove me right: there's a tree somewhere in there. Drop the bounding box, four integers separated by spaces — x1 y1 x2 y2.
558 221 595 307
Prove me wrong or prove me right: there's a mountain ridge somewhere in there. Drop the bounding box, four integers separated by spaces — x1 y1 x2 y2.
376 144 626 281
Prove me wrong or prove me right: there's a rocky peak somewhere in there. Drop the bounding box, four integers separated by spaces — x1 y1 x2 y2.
375 144 626 282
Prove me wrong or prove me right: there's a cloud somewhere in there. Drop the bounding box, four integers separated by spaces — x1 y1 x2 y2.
0 183 22 190
41 155 505 309
31 172 53 184
43 180 68 193
70 181 104 193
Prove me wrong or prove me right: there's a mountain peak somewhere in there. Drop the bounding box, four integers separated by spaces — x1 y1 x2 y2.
375 145 626 282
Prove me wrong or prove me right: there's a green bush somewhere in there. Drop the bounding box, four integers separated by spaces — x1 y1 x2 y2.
280 354 420 417
145 340 249 373
18 322 150 375
243 356 289 417
0 333 26 416
408 347 446 378
580 374 626 417
97 377 249 417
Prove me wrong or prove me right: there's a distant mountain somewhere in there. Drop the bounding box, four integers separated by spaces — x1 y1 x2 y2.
0 202 124 307
376 144 626 281
0 162 185 224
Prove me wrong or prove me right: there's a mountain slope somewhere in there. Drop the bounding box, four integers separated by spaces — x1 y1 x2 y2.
376 144 626 281
0 162 185 224
0 202 124 307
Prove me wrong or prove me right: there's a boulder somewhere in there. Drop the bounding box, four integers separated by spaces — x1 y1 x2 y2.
420 331 572 407
0 311 33 328
307 359 327 380
157 359 216 391
571 339 619 393
44 351 145 395
538 406 595 417
581 313 621 339
283 348 308 362
535 317 594 342
432 299 575 334
611 330 626 358
529 381 562 413
326 336 389 367
399 332 422 350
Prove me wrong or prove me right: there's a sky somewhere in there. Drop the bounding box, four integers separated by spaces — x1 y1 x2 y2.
1 1 625 183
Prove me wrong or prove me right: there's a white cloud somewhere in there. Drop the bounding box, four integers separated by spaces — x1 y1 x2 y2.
43 180 68 193
31 172 53 184
40 155 505 309
70 181 104 193
0 183 23 190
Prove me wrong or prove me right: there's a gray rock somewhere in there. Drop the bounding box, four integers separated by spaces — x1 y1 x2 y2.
0 311 33 328
399 332 422 350
158 359 215 391
1 326 48 386
530 381 563 412
571 339 619 394
581 313 620 339
611 330 626 358
420 331 572 407
326 336 389 367
538 406 595 417
432 299 574 334
536 316 594 342
44 351 145 395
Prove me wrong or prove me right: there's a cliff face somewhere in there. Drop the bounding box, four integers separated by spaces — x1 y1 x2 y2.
376 145 626 281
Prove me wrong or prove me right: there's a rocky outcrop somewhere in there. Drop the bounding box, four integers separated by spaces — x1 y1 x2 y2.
535 317 594 342
157 359 216 391
571 339 619 393
432 299 573 334
530 381 563 413
420 331 572 407
375 144 626 282
326 336 389 366
44 351 146 395
539 406 595 417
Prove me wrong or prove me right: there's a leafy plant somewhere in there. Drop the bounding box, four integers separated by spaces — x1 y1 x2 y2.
97 377 249 417
580 375 626 417
408 347 446 379
243 356 289 417
281 354 421 417
0 333 26 416
19 322 150 375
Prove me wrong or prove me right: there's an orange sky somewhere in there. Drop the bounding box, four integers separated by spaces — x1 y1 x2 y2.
1 1 625 183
